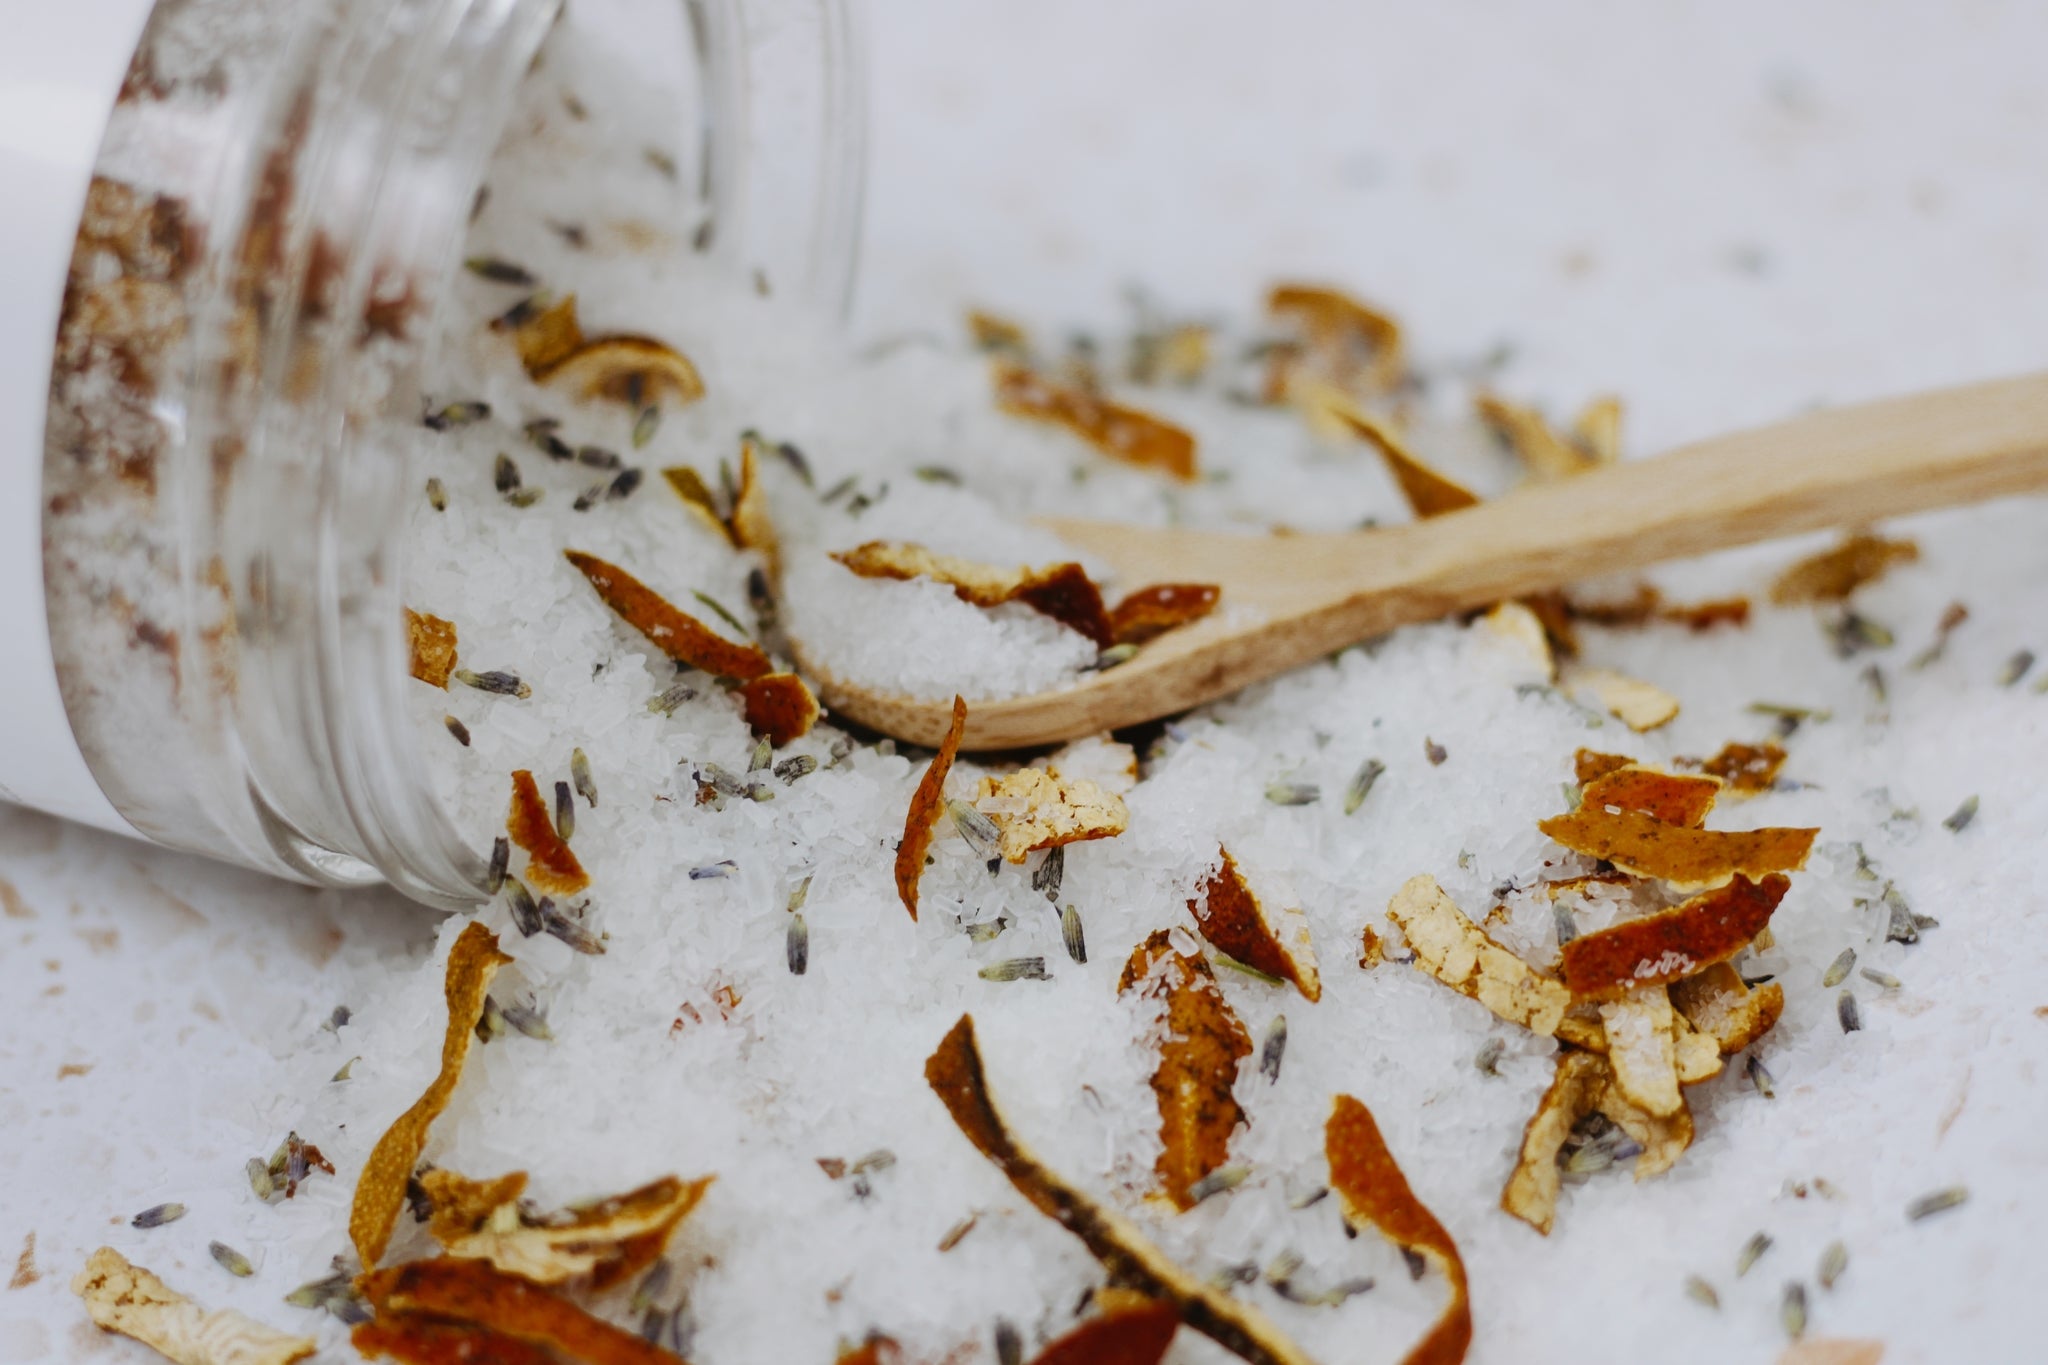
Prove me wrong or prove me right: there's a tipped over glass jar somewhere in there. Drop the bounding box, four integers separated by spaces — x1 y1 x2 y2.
0 0 865 907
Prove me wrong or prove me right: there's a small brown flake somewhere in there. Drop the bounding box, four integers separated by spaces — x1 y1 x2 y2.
9 1232 36 1289
404 609 458 688
1358 925 1385 969
1119 931 1254 1211
897 697 968 920
1573 749 1636 785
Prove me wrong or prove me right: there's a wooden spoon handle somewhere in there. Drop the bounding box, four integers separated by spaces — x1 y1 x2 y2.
1342 370 2048 622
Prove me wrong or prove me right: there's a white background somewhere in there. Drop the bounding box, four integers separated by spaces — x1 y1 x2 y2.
5 1 2047 1360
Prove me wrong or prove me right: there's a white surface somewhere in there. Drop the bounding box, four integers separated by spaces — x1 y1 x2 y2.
5 2 2048 1362
0 1 155 833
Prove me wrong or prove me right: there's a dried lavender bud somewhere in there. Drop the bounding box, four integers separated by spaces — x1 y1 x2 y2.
130 1203 185 1229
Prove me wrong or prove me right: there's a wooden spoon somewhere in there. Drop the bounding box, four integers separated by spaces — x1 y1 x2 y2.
799 372 2048 750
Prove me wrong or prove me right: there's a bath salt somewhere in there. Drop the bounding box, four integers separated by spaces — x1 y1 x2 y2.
68 14 2048 1365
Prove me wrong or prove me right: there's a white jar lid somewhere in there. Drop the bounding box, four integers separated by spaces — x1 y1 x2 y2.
0 2 157 833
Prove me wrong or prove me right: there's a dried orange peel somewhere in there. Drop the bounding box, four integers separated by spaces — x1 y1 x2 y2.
508 769 589 896
500 293 584 375
1578 765 1722 827
991 360 1198 482
730 436 779 577
1268 283 1405 394
1118 930 1253 1210
1670 962 1786 1055
1538 807 1815 889
356 1257 682 1365
1500 1050 1606 1236
1475 392 1598 481
739 672 819 748
1501 1049 1696 1234
73 1247 316 1365
923 1015 1316 1365
1189 850 1321 1002
1687 741 1788 797
1386 875 1571 1035
424 1170 711 1288
1557 874 1789 997
1110 583 1220 645
831 540 1116 648
973 767 1128 863
350 922 512 1267
1563 665 1680 732
896 695 967 920
405 608 458 689
1598 985 1684 1118
1325 1094 1473 1365
1028 1299 1179 1365
538 335 704 409
1336 408 1479 519
1573 749 1636 785
353 1314 560 1365
1769 531 1918 604
1572 395 1623 464
661 465 730 544
565 549 771 680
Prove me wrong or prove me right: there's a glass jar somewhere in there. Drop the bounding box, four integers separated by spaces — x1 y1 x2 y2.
3 0 866 909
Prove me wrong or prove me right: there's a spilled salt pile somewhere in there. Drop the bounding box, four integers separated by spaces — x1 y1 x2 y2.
63 14 2048 1365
